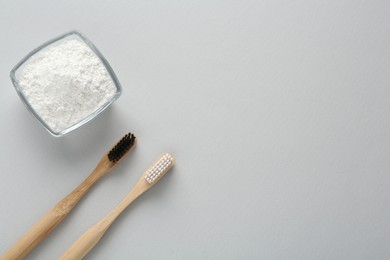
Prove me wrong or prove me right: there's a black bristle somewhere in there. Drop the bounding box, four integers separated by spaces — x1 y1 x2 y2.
107 133 136 163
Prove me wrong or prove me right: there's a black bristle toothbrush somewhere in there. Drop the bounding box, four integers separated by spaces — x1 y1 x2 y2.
2 133 136 260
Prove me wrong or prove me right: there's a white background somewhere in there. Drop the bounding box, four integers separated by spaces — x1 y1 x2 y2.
1 1 389 259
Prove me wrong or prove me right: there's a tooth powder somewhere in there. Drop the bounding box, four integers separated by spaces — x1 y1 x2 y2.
18 39 116 133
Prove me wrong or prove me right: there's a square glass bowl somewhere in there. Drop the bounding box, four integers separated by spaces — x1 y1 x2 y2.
10 31 122 137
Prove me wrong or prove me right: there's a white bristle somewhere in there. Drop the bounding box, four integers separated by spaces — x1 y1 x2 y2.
145 153 174 183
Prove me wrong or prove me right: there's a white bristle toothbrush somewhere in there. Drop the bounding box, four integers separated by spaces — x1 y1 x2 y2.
60 153 176 260
1 133 136 260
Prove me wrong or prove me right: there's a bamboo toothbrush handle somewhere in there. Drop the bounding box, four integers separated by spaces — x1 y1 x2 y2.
59 219 110 260
2 168 105 260
60 184 146 260
60 202 128 260
61 153 174 260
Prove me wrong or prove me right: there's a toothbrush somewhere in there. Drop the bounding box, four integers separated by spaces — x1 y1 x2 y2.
1 133 136 260
60 153 175 260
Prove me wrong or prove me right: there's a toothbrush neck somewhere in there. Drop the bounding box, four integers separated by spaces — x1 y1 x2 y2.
102 181 150 226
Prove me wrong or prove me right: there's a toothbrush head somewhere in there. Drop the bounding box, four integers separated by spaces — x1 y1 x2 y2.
145 153 175 184
107 133 136 163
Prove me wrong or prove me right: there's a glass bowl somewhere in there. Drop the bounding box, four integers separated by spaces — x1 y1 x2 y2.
10 30 122 137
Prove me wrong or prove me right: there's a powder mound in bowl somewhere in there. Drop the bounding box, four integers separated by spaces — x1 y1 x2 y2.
16 35 118 135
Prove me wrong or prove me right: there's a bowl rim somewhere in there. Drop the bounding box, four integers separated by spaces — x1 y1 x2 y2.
10 30 122 137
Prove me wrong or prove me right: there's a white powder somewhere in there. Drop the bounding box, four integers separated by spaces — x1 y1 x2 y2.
18 39 117 133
